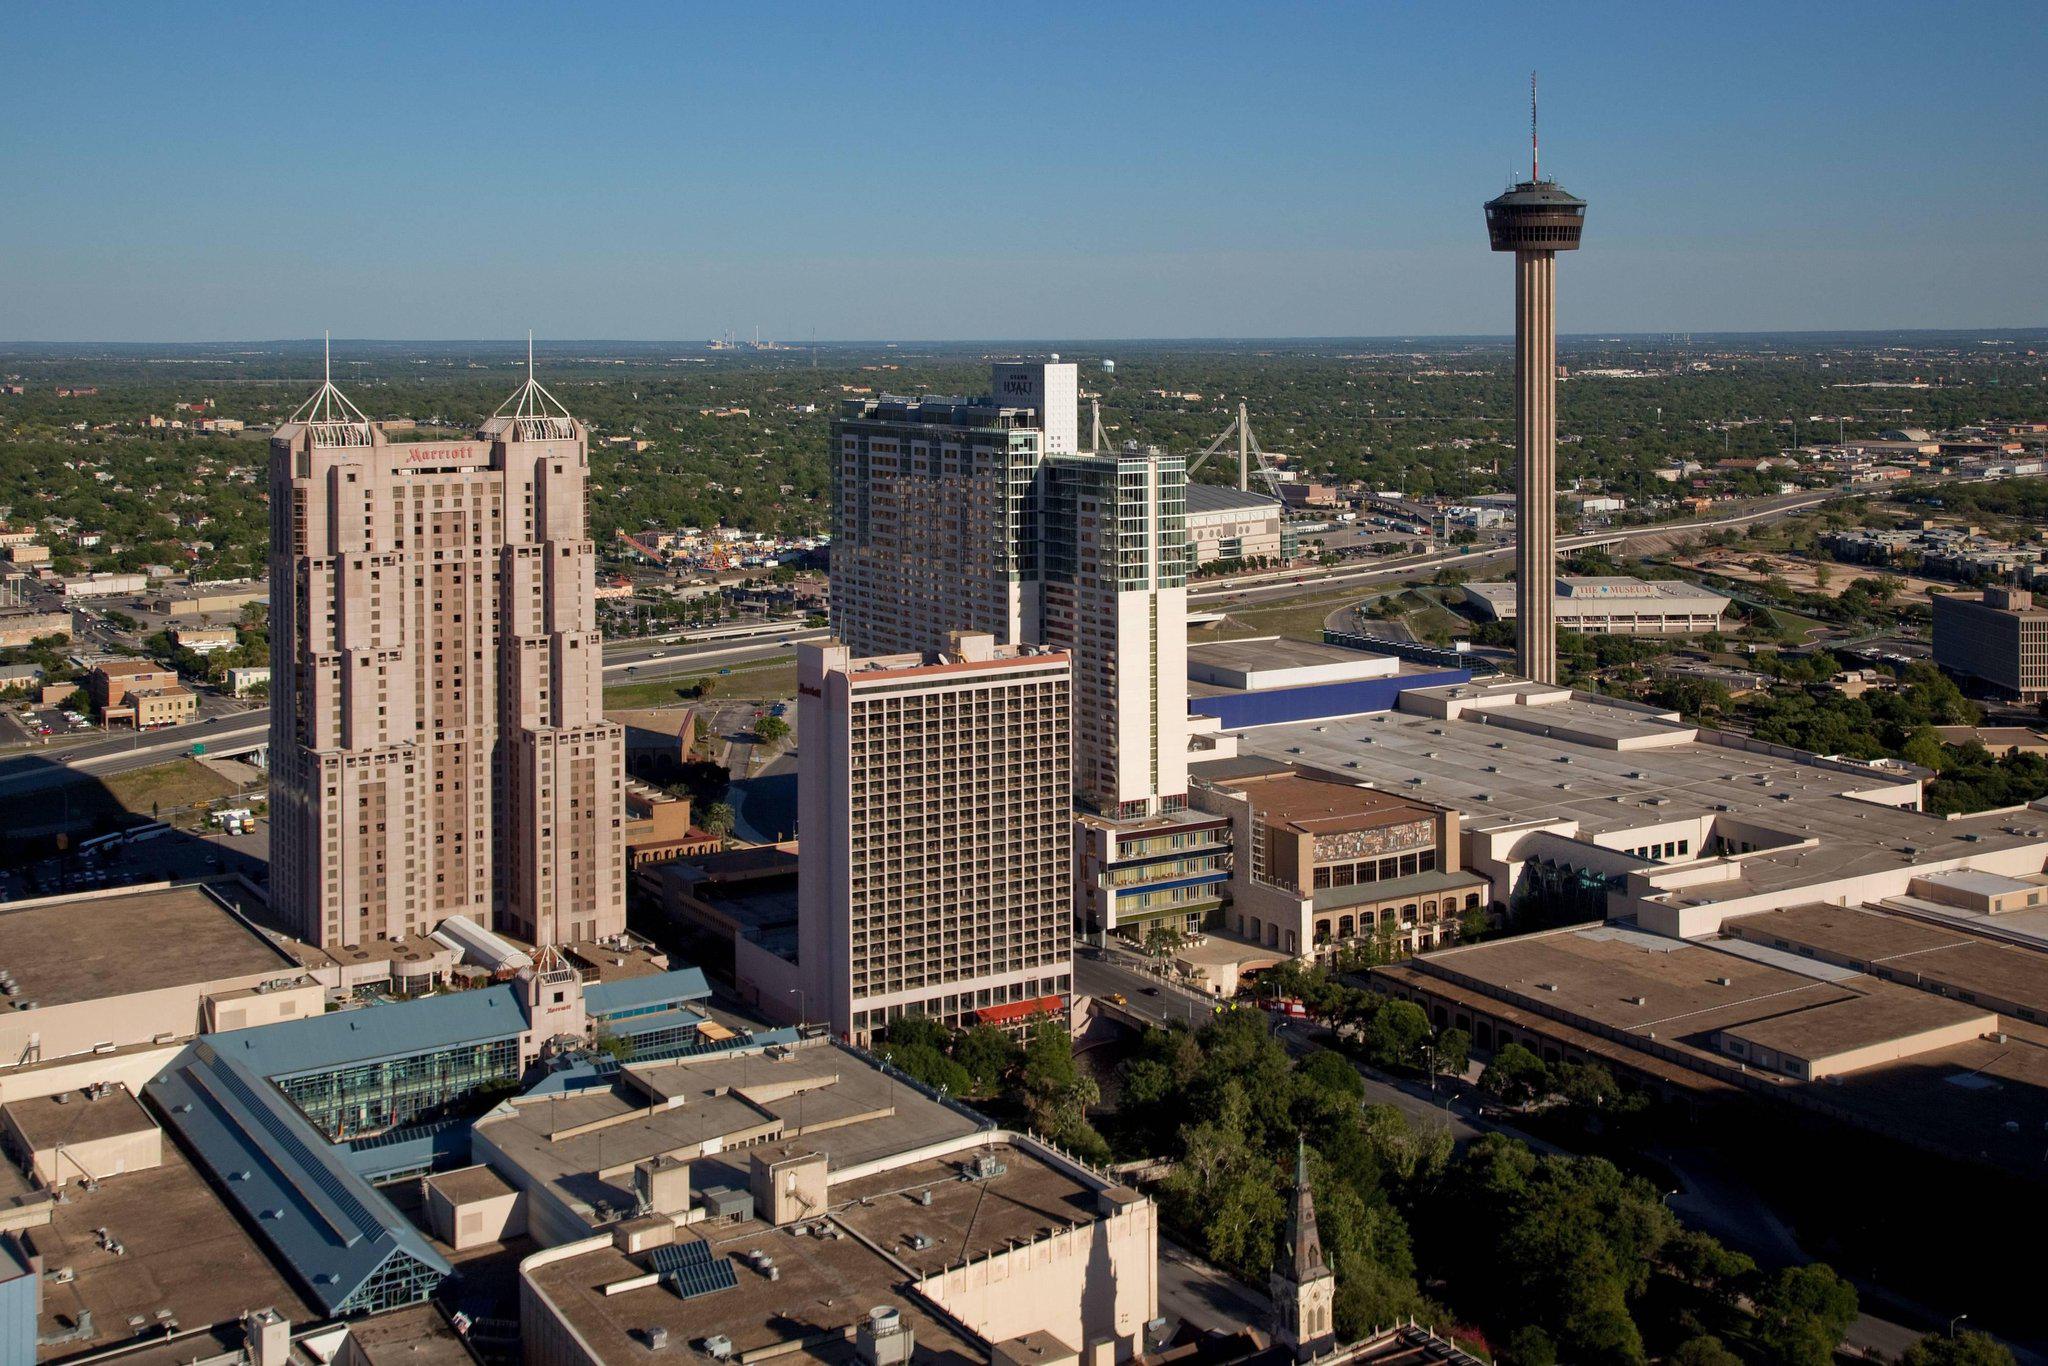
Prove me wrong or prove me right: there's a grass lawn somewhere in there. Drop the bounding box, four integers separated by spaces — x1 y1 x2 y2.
103 758 243 818
0 756 247 836
1201 588 1373 643
603 659 800 711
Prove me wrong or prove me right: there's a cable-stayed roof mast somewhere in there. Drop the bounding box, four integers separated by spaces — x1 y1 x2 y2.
494 331 579 440
286 332 374 447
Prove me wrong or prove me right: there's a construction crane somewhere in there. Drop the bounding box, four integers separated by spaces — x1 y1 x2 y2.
1187 401 1286 500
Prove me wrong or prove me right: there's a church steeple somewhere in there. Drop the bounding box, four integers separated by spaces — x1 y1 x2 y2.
1283 1137 1326 1281
1270 1138 1336 1360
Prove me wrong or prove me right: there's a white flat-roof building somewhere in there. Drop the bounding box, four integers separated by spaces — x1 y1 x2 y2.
1188 637 1400 691
1464 575 1730 635
1223 679 2048 940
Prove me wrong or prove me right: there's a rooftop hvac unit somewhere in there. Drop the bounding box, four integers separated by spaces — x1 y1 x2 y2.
858 1307 915 1366
647 1327 669 1350
917 1189 932 1206
703 1334 734 1359
906 1232 932 1250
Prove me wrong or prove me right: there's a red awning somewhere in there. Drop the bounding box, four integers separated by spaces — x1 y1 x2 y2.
972 994 1066 1028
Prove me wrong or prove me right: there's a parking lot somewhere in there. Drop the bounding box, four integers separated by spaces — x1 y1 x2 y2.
0 821 268 903
2 703 99 746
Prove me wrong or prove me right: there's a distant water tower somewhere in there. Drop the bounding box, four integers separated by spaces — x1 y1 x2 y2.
1102 359 1116 375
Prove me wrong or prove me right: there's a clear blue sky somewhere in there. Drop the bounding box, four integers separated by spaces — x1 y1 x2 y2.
4 1 2043 341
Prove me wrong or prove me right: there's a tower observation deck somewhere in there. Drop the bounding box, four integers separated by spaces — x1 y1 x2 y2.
1485 82 1586 685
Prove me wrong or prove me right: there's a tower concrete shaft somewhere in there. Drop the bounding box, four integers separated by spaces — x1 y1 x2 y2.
1513 249 1558 683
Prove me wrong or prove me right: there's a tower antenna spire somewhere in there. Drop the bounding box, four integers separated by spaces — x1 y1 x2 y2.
1530 71 1539 181
324 330 332 386
528 329 535 384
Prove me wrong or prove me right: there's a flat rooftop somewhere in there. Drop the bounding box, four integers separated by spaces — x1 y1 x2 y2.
425 1163 519 1207
1416 925 1866 1047
832 1145 1106 1275
1399 925 2048 1171
0 882 301 1010
1465 576 1731 610
1717 989 1991 1060
1229 685 2047 908
1203 769 1438 834
1185 653 1449 700
1187 637 1382 673
340 1304 480 1364
4 1084 155 1151
1724 903 2048 1018
30 1139 315 1355
524 1211 980 1365
1184 484 1281 515
476 1041 982 1229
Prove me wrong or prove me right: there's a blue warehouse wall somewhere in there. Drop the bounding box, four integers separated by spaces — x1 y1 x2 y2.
1189 668 1471 730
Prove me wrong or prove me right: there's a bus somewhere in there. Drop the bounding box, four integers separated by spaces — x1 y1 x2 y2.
76 820 172 859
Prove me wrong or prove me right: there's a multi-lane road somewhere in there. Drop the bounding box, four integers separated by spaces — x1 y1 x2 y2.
1187 489 1837 609
0 628 830 800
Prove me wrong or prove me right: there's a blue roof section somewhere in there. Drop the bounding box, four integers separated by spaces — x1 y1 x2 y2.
343 1117 472 1183
150 1050 453 1316
1190 668 1473 730
585 966 711 1017
213 984 529 1079
141 965 716 1317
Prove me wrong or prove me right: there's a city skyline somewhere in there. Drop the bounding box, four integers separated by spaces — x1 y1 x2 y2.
3 2 2044 341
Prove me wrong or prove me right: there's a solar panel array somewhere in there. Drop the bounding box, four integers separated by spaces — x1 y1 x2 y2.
648 1239 738 1300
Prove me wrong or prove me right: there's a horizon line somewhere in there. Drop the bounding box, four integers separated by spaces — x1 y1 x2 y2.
3 324 2046 350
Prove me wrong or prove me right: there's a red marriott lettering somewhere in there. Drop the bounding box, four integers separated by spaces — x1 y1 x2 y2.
405 446 473 464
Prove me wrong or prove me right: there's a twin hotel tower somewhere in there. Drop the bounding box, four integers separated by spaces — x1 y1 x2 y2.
266 352 1188 1042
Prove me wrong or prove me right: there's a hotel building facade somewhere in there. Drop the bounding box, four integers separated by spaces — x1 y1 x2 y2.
268 371 625 949
796 633 1073 1043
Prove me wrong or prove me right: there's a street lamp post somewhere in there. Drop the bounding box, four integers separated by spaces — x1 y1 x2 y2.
1949 1314 1969 1340
787 987 806 1031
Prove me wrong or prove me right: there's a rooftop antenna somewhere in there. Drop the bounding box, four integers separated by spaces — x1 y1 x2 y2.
1530 71 1540 182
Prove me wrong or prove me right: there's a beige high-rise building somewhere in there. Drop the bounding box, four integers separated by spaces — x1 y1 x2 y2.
796 632 1073 1043
268 360 624 949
